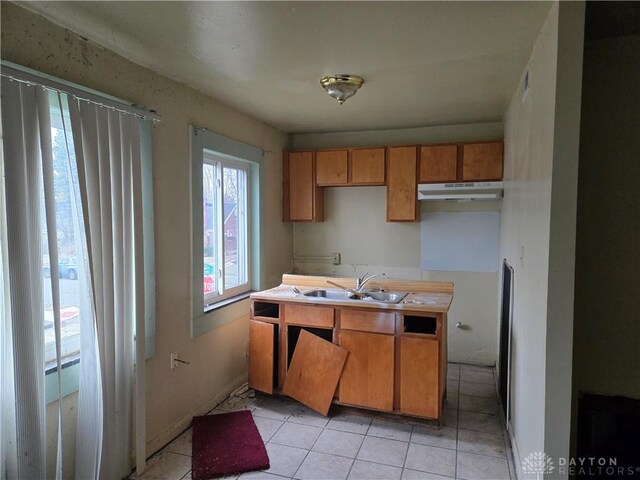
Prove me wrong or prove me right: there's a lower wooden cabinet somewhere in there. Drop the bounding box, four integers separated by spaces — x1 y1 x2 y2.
249 298 447 420
399 336 440 418
248 320 276 394
338 330 394 411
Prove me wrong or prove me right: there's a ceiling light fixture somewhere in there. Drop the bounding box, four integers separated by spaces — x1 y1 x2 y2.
320 74 364 105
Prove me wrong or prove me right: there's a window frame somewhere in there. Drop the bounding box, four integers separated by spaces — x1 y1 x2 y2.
190 126 262 335
202 153 251 306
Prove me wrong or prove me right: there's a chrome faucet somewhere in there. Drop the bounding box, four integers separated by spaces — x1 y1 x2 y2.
355 273 383 292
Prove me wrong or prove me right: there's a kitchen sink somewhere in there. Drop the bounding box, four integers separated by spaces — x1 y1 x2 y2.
361 291 408 304
302 288 408 304
302 289 354 300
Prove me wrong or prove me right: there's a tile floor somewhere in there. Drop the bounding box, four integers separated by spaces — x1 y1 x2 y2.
138 363 515 480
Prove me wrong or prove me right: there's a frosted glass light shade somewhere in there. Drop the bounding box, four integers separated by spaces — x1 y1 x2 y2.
320 75 364 105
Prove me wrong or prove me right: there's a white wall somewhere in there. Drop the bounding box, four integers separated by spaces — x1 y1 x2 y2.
571 34 640 450
292 122 502 365
500 2 584 477
542 3 584 473
1 2 293 475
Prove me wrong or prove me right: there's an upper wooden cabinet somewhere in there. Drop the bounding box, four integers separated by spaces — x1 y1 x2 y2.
462 141 503 181
316 149 348 186
349 148 386 185
419 144 458 183
315 148 386 186
283 151 324 222
419 141 503 183
387 146 418 222
283 140 502 222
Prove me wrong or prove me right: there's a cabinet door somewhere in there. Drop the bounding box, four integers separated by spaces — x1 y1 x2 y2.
419 145 458 183
286 151 324 221
462 141 503 181
339 330 394 411
316 150 348 186
350 148 385 185
249 320 275 394
283 330 348 416
399 336 440 418
387 146 418 222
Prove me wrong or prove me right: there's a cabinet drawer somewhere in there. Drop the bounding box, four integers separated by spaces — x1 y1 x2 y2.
284 303 334 328
340 310 395 334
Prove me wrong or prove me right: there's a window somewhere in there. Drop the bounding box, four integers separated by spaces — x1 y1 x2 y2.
191 127 262 322
43 91 90 370
2 63 156 415
203 153 250 305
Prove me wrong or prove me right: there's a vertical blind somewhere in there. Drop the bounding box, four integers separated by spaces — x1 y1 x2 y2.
1 64 157 478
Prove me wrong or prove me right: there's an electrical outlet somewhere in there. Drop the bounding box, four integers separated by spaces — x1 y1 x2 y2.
170 351 178 370
332 252 341 265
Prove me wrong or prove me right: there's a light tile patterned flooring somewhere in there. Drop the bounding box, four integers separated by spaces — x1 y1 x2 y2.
139 363 515 480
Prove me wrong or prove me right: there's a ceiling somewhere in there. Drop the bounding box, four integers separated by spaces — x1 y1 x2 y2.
20 1 552 133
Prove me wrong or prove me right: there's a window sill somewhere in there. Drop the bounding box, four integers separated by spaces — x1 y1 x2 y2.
192 291 254 337
45 355 80 376
204 291 253 314
44 357 81 404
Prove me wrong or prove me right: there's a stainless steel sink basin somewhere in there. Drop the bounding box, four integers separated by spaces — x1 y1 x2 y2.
302 288 408 304
361 291 408 304
302 289 354 300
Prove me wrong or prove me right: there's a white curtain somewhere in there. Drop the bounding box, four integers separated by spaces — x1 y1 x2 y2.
1 74 148 479
0 78 48 478
69 100 147 479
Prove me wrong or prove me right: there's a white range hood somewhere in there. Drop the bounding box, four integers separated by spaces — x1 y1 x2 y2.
418 181 503 201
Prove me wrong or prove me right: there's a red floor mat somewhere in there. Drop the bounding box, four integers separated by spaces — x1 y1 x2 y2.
191 410 269 479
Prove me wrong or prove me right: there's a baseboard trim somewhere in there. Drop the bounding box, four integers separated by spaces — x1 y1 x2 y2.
507 422 522 480
145 373 249 457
